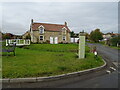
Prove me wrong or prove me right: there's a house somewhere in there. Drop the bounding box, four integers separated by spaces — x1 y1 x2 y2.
70 33 79 43
102 32 120 45
30 19 71 44
22 31 30 39
102 33 112 40
103 32 120 41
111 33 120 37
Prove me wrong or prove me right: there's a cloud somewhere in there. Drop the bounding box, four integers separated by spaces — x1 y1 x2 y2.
1 2 118 35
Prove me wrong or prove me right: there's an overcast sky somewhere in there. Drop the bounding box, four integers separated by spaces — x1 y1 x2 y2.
1 2 118 35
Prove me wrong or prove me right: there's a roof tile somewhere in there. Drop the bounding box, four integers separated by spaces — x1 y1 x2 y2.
32 23 71 32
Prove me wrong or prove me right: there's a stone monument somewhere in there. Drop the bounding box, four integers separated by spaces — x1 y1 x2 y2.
78 32 85 59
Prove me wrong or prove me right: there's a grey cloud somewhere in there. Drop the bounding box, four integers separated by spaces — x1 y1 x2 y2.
2 2 118 35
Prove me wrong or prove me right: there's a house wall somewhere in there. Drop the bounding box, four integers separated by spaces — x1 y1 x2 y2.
22 32 30 39
103 34 111 39
31 30 71 43
30 30 39 43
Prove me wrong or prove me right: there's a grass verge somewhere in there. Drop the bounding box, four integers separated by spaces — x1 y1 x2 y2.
2 44 104 78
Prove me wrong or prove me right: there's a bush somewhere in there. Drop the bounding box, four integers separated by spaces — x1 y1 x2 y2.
43 40 50 44
59 42 69 44
110 35 120 46
59 42 64 44
25 34 31 39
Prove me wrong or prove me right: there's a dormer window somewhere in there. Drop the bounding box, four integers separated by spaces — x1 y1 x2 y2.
62 27 67 34
39 25 44 34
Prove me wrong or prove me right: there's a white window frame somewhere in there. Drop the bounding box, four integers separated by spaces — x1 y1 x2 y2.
62 36 66 41
40 35 44 41
62 27 67 34
38 25 44 34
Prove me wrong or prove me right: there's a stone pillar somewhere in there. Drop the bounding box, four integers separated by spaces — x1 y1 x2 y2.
78 33 85 59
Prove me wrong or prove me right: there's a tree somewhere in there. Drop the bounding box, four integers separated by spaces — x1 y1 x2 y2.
2 33 14 40
25 33 31 39
90 28 103 42
85 33 90 40
110 35 120 46
70 31 75 37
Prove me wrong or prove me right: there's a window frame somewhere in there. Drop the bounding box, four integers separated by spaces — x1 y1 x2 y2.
39 25 44 34
40 35 44 41
62 27 67 35
62 36 66 41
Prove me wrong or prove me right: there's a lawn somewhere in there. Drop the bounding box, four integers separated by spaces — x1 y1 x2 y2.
2 44 104 78
87 41 120 50
104 44 120 50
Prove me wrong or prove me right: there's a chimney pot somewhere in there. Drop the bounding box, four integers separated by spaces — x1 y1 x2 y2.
65 22 67 26
31 19 33 24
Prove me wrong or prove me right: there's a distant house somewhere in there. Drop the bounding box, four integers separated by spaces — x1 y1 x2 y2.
102 32 120 45
111 33 120 37
70 33 79 43
103 32 120 40
2 33 22 40
22 31 30 39
103 33 112 40
30 19 71 44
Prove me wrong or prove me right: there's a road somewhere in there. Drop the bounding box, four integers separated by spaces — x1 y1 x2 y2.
3 43 119 88
57 43 119 88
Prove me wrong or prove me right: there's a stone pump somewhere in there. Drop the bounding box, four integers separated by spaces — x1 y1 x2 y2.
78 32 85 59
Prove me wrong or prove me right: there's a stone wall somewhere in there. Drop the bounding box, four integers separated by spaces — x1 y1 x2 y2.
31 30 71 43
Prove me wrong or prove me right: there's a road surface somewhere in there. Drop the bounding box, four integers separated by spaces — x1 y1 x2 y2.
57 43 119 88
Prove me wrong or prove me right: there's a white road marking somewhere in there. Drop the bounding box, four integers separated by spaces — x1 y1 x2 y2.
106 70 111 74
110 67 116 71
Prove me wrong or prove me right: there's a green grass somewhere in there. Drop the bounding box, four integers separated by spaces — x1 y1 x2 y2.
87 41 120 50
23 44 78 52
86 41 105 45
104 44 120 50
2 44 104 78
110 46 120 50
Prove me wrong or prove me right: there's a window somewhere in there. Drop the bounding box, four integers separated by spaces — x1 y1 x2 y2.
40 36 44 40
62 27 66 34
63 36 66 41
39 27 44 34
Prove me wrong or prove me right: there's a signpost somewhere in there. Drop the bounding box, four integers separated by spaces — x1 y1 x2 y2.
78 32 85 59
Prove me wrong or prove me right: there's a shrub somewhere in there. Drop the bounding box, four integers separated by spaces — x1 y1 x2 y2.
110 35 120 46
43 40 50 44
59 42 64 44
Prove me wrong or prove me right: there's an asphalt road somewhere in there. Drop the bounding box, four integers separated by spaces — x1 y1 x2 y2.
57 43 119 88
3 43 119 88
88 43 119 62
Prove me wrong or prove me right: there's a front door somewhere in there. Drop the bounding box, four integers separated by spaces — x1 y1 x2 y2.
50 37 58 44
50 37 54 44
54 37 58 44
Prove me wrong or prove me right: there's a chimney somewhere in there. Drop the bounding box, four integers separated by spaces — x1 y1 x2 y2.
31 19 33 24
65 22 67 26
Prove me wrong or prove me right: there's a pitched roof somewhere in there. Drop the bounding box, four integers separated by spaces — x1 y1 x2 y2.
31 23 71 32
